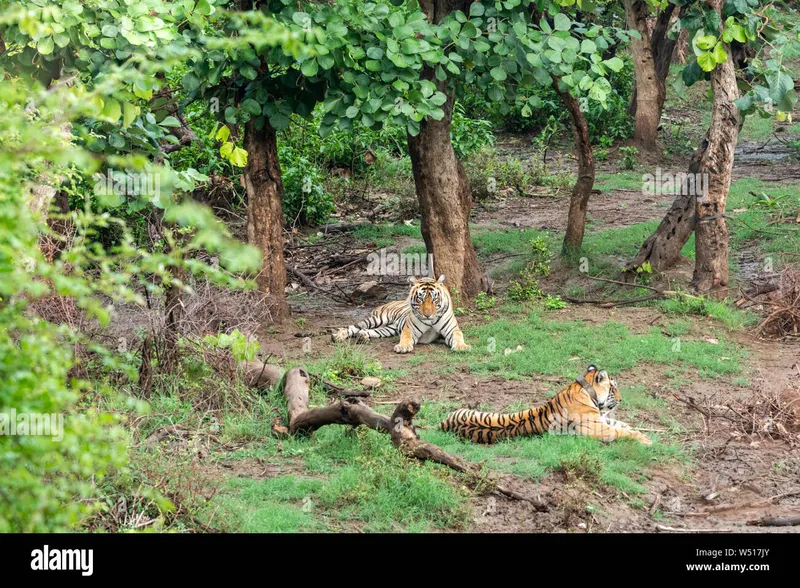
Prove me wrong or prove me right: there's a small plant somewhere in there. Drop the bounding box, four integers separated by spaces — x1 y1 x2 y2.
508 267 543 302
295 317 307 328
543 294 567 310
450 287 466 316
545 170 574 191
594 148 609 161
202 329 260 362
597 135 615 148
475 292 496 311
507 237 551 302
751 192 788 209
619 146 638 170
634 260 654 285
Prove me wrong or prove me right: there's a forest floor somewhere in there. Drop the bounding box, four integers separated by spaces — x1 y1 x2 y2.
103 75 800 534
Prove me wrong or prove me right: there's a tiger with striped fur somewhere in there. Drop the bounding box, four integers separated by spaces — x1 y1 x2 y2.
332 275 470 354
439 366 652 445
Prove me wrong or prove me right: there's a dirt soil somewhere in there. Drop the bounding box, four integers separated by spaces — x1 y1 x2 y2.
111 134 799 533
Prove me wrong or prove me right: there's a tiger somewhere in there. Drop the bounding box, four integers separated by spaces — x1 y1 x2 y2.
438 366 652 445
331 275 470 354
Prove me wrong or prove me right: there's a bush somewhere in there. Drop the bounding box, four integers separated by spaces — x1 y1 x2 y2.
280 146 335 226
460 55 635 146
507 237 552 302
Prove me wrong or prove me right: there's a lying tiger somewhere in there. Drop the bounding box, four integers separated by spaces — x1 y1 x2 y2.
439 366 652 445
332 275 470 354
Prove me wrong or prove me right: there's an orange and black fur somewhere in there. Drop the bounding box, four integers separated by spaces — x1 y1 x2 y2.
439 366 652 445
332 275 469 354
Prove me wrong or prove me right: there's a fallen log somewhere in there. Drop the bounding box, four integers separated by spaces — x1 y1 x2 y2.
281 367 548 511
273 367 549 512
747 515 800 527
240 359 284 389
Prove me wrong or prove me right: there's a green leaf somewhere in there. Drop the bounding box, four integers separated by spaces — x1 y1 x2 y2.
215 126 231 142
239 64 257 80
269 112 290 130
367 47 384 60
241 99 262 115
196 0 213 15
603 57 625 73
490 67 507 81
696 34 717 51
220 142 234 159
318 54 335 70
767 72 794 104
345 105 359 118
37 36 54 55
682 61 703 86
697 51 717 72
100 98 122 122
301 59 318 77
580 39 597 54
554 13 571 32
469 2 485 16
229 147 248 168
712 42 728 65
159 116 182 128
122 102 138 129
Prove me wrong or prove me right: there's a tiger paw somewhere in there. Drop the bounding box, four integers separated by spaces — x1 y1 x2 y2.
331 328 349 343
393 342 414 354
633 432 653 446
355 330 370 343
452 342 471 351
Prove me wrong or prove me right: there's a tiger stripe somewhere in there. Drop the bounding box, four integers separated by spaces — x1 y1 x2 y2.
332 275 469 354
439 367 652 445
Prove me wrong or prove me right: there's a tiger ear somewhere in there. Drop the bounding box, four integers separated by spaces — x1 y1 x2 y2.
587 364 597 372
408 275 417 284
437 274 445 283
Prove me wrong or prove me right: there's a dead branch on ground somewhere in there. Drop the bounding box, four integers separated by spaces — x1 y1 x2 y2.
280 367 549 511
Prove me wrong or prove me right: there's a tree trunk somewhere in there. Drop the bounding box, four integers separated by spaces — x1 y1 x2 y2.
627 0 741 288
629 5 681 121
691 1 740 293
552 77 595 256
407 90 483 298
624 0 661 151
406 0 483 299
243 119 290 321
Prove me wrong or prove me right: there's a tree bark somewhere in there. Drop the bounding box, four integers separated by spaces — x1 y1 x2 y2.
629 5 682 122
691 0 740 292
552 77 595 256
243 119 290 321
624 0 661 151
626 0 741 290
406 0 484 299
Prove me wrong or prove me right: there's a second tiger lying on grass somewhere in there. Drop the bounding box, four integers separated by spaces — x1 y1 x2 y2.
439 366 652 445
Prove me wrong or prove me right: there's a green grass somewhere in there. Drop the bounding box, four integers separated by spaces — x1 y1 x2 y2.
726 178 799 260
419 312 745 380
208 426 470 532
740 115 776 141
659 295 758 331
472 227 550 256
594 172 643 192
352 222 422 247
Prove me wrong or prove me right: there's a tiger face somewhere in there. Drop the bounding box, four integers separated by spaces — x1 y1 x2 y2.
408 275 448 322
583 365 621 411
